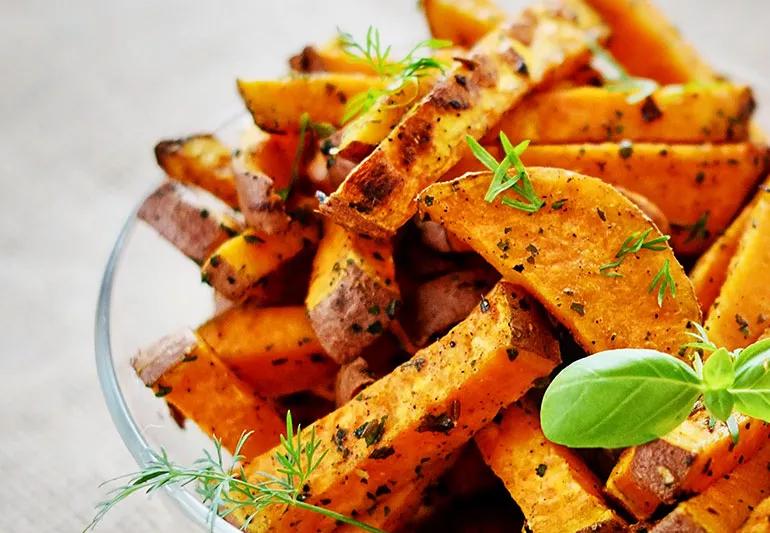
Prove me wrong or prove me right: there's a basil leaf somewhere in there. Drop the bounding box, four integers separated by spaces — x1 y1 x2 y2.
704 389 734 421
702 347 734 390
730 338 770 420
541 349 702 448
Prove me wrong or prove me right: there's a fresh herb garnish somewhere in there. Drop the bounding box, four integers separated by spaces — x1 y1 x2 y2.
466 133 544 213
278 113 335 201
649 258 676 307
338 26 451 122
541 335 770 448
587 40 659 104
86 412 385 533
683 211 711 242
599 228 670 276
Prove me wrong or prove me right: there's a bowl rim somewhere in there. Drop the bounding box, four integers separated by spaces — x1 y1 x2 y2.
94 204 238 532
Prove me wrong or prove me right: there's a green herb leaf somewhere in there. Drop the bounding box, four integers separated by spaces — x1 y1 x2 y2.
339 26 451 121
541 349 702 448
730 338 770 420
702 347 735 390
704 389 734 422
599 228 670 275
86 411 385 533
648 258 676 307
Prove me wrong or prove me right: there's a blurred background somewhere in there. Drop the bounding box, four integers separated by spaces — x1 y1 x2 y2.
0 0 768 531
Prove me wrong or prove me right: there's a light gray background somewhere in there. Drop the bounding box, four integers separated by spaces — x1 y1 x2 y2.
1 1 768 531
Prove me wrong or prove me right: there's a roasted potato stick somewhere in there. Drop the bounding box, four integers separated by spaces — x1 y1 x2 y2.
738 497 770 533
320 1 607 238
131 329 283 458
690 207 751 313
518 142 769 255
237 74 386 133
421 0 505 47
476 401 627 532
486 84 754 144
138 181 243 264
201 221 319 302
155 134 238 207
584 0 716 84
306 221 399 364
652 441 770 532
196 304 337 397
226 282 560 532
705 186 770 349
419 167 701 354
606 409 770 520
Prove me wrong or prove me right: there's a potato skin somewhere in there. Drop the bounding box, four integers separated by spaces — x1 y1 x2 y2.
334 357 375 406
138 181 243 264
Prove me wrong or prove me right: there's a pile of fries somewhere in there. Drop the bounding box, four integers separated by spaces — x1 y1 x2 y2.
130 0 770 530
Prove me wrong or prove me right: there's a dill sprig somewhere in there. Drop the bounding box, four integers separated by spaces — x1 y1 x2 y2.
599 228 670 276
683 211 711 243
587 40 659 104
681 322 718 356
338 26 451 122
648 258 677 307
279 113 335 201
85 412 385 533
466 133 544 213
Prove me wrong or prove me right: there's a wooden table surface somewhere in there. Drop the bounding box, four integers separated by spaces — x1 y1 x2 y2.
0 0 767 531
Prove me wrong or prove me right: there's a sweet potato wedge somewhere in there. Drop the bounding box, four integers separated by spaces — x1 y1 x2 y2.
652 440 770 532
305 221 400 364
138 181 243 264
475 401 627 532
418 167 701 355
334 357 374 406
690 207 751 314
738 496 770 533
584 0 716 84
486 84 754 144
402 268 499 346
232 127 295 234
201 221 319 302
155 134 238 208
705 186 770 349
421 0 505 47
606 408 770 520
289 38 382 75
519 142 769 255
237 74 386 133
319 1 607 238
131 329 283 458
196 304 337 397
226 282 560 531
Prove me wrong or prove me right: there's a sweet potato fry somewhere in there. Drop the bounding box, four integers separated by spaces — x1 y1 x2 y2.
138 181 243 264
131 329 283 458
651 441 770 532
519 142 769 254
475 401 627 532
334 357 375 406
237 74 386 133
690 207 751 314
418 167 701 354
486 84 754 144
196 304 337 397
421 0 505 47
705 186 770 349
155 134 238 207
402 268 499 346
584 0 716 84
305 221 400 364
737 496 770 533
606 408 770 520
320 1 607 238
201 221 319 302
226 282 560 531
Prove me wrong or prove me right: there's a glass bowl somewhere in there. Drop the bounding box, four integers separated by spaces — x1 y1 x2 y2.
94 117 252 532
